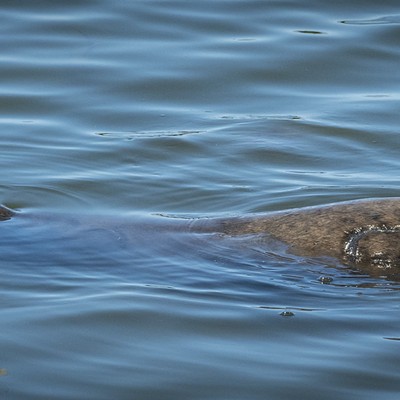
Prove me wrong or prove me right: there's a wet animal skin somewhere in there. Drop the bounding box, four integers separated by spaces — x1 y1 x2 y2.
195 197 400 277
1 198 400 278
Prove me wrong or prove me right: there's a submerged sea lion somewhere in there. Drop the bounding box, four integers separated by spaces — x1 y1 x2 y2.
1 198 400 278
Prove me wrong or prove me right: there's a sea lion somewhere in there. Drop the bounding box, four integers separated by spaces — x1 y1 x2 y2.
194 197 400 277
1 198 400 278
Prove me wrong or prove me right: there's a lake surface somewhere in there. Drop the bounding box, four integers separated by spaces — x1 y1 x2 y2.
1 1 400 399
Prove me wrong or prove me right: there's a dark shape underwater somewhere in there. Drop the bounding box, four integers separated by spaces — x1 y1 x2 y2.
1 198 400 279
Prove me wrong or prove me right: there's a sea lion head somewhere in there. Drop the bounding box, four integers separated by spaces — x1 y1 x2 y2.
345 226 400 273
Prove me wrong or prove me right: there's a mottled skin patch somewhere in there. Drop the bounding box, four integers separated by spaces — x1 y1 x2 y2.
1 198 400 278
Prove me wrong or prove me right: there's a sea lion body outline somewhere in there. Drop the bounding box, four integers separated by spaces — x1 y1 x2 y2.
1 198 400 278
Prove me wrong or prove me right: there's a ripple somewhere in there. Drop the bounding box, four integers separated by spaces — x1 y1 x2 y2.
340 15 400 25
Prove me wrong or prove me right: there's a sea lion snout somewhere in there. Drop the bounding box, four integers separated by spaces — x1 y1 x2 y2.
345 227 400 270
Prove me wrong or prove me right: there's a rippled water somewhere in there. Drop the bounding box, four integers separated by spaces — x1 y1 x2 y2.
1 1 400 399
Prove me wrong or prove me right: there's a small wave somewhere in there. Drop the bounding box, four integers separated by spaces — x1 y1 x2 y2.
340 15 400 25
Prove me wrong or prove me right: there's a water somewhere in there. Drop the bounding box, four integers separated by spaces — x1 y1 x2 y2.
1 1 400 398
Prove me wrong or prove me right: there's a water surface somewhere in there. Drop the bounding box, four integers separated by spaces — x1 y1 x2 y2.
1 1 400 399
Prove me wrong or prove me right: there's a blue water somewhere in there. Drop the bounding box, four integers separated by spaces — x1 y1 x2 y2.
1 1 400 399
